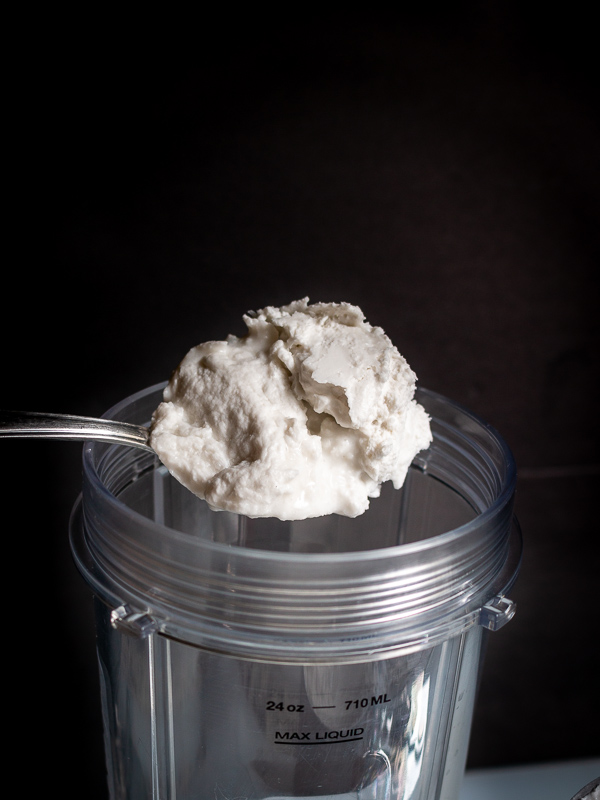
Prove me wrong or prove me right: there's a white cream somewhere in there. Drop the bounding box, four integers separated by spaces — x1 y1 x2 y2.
149 298 432 520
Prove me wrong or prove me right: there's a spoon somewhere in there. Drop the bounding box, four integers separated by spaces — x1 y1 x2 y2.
0 410 153 452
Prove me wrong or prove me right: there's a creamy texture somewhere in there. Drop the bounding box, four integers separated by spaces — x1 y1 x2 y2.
149 299 432 520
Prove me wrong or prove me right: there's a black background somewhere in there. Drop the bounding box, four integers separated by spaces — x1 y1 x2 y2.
3 5 599 796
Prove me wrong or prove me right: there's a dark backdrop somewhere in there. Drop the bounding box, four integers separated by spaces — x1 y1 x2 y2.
3 6 599 797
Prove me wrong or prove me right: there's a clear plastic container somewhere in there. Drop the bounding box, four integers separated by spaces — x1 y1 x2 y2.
70 384 521 800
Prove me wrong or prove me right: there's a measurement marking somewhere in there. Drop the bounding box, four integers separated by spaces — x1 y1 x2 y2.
274 737 363 746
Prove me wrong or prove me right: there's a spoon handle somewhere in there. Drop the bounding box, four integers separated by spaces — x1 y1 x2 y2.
0 410 153 451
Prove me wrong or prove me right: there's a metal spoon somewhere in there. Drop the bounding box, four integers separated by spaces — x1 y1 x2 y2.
0 410 153 452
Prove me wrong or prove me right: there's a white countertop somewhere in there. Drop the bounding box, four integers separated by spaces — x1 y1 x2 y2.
460 759 600 800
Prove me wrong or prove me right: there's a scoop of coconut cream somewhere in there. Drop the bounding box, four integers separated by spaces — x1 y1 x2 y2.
149 298 432 520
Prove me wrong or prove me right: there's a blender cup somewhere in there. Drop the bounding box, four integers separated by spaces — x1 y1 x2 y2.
70 384 521 800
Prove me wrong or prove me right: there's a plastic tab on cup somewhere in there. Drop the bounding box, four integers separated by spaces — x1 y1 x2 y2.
479 596 517 631
110 604 158 639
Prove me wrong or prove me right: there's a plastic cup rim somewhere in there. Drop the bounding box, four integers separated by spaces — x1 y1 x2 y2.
81 382 517 565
